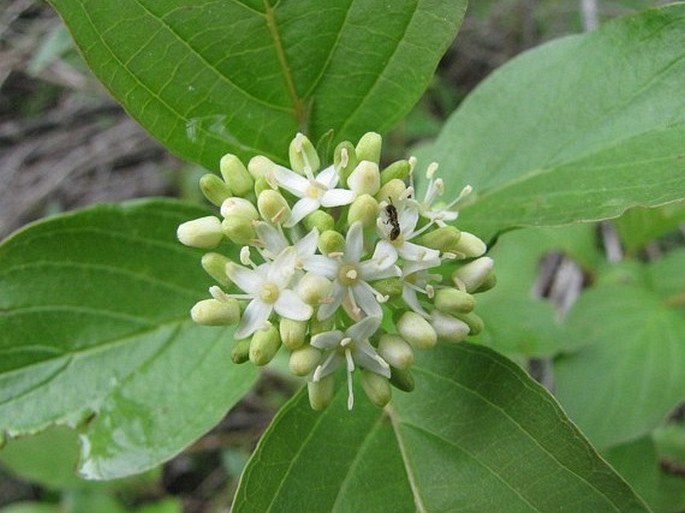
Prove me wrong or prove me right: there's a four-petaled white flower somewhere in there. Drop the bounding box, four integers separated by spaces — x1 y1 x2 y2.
255 222 319 270
377 199 440 263
401 259 442 318
311 316 390 410
306 222 399 320
226 247 313 339
410 161 472 227
273 165 356 228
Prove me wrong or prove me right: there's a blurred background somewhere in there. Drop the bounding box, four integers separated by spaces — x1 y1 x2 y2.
0 1 674 512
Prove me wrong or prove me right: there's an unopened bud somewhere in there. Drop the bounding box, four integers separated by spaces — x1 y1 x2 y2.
389 367 415 392
474 273 497 293
289 133 320 174
220 154 254 197
258 189 291 224
249 325 281 366
297 273 332 305
377 179 407 204
309 316 335 335
279 318 308 350
361 371 391 408
378 334 414 369
289 345 321 376
431 311 470 343
380 160 411 185
355 132 382 164
453 232 487 258
434 288 476 314
334 141 358 185
371 277 403 297
347 161 381 196
177 216 223 248
220 197 259 220
417 226 461 253
254 176 273 196
201 252 232 286
308 375 335 410
452 256 495 292
318 230 345 255
304 210 335 233
221 216 256 245
397 311 437 349
347 194 379 228
190 298 240 326
248 155 276 181
200 173 232 206
452 311 484 335
231 338 251 364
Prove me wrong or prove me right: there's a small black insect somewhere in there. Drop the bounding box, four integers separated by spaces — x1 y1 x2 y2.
384 198 401 241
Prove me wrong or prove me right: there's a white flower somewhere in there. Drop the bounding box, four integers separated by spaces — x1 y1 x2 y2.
254 222 318 269
377 200 440 263
226 247 313 339
401 259 442 317
310 316 389 410
305 222 399 320
273 164 356 228
409 161 472 227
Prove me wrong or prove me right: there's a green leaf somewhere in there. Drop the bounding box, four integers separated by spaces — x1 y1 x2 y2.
0 504 60 513
646 248 685 308
615 201 685 255
233 344 650 512
555 283 685 449
427 4 685 239
47 0 467 168
0 200 257 479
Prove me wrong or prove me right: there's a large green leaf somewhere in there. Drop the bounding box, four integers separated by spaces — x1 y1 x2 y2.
425 4 685 239
555 283 685 449
233 343 650 512
47 0 466 168
0 200 257 479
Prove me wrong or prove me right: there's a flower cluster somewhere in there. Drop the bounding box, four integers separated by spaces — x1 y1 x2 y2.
177 132 495 410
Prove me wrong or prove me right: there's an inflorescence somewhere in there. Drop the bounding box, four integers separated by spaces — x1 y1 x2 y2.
177 132 495 410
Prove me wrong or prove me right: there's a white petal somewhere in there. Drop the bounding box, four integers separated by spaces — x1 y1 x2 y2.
303 255 339 278
351 282 382 318
226 263 262 294
403 257 442 276
273 166 309 197
267 247 297 286
313 352 342 381
255 222 287 257
317 281 345 320
316 164 339 188
274 289 314 321
310 329 344 349
234 299 272 339
345 221 364 262
360 263 400 281
398 241 440 263
285 197 320 228
402 286 429 317
399 205 420 233
346 316 381 341
353 341 391 378
320 188 356 207
295 228 319 258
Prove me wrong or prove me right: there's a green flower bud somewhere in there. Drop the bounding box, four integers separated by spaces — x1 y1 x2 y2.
289 345 321 376
220 197 259 220
309 316 335 335
248 155 276 181
389 367 415 392
231 338 251 364
347 161 381 196
308 375 335 410
318 230 345 255
371 277 403 297
201 252 232 287
334 141 358 185
220 154 254 197
380 160 411 185
452 311 484 336
452 256 495 292
177 216 223 249
434 288 476 314
474 273 497 293
249 325 281 366
199 173 232 206
377 179 407 204
257 189 291 224
289 132 320 174
304 210 335 233
361 370 391 408
221 216 256 245
378 334 414 369
355 132 382 164
431 311 470 343
453 231 487 258
417 226 461 253
397 311 437 349
190 298 240 326
279 318 308 350
347 194 379 228
296 273 332 306
254 176 273 196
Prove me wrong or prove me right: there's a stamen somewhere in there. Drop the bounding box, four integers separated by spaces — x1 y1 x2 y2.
426 162 438 180
426 285 435 299
340 147 349 168
240 246 257 268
